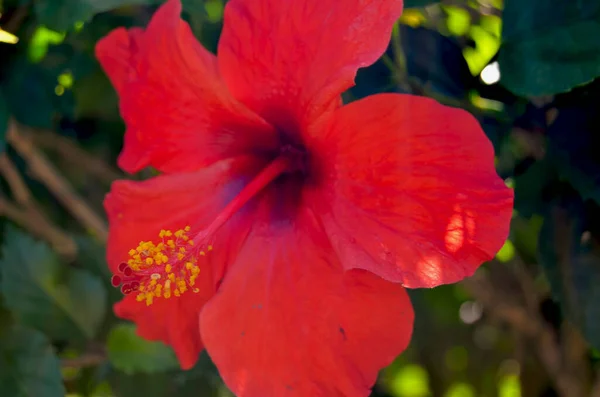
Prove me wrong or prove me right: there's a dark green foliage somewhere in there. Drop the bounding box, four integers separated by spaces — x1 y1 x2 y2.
0 228 107 342
0 93 8 151
500 0 600 96
404 0 440 8
0 325 66 397
538 200 600 350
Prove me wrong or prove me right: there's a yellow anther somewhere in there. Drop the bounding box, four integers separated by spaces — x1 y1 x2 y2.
122 227 212 306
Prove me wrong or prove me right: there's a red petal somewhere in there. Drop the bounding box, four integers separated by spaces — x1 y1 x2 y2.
200 205 413 397
105 156 264 368
95 0 278 174
218 0 404 134
309 94 514 288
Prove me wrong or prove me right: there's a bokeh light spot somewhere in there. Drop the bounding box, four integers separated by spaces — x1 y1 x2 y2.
498 374 521 397
459 301 483 324
389 364 431 397
445 382 476 397
481 61 501 85
495 240 515 262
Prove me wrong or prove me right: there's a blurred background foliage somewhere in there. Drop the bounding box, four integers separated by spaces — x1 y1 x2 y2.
1 0 600 396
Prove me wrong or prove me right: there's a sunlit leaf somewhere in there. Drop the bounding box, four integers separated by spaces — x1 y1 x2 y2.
0 227 107 341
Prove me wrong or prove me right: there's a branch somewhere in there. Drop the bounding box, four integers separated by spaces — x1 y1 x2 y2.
0 153 33 207
591 372 600 397
32 129 122 185
0 196 77 258
6 121 108 243
462 269 584 397
61 353 106 368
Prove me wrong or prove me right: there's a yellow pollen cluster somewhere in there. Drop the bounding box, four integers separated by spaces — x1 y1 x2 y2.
120 226 212 306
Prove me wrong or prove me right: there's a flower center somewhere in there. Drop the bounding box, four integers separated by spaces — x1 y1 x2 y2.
113 152 298 305
111 226 212 306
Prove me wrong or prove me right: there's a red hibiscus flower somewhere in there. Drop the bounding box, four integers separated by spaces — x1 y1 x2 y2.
96 0 514 395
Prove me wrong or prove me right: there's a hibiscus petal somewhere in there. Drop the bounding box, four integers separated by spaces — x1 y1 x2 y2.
200 204 413 397
104 156 264 368
95 0 278 174
310 94 514 288
218 0 404 134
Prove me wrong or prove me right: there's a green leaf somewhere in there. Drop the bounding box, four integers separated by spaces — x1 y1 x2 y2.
0 228 107 341
0 92 8 152
404 0 440 7
74 235 123 306
109 353 228 397
34 0 162 31
0 325 66 397
107 324 179 375
538 201 600 350
499 0 600 96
